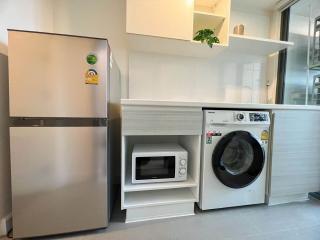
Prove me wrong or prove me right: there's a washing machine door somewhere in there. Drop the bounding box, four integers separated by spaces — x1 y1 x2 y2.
212 131 265 189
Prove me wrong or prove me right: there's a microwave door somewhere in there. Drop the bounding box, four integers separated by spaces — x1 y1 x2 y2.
135 156 176 183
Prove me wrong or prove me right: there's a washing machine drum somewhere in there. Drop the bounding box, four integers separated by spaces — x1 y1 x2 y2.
212 131 265 189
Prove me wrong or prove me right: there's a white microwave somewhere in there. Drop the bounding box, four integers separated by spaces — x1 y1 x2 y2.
132 143 188 184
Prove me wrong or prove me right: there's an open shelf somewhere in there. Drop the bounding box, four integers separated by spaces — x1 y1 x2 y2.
128 33 293 58
124 188 197 209
124 174 197 192
121 135 201 212
228 34 294 56
193 11 225 37
194 0 222 14
193 0 230 46
194 10 225 19
128 33 227 58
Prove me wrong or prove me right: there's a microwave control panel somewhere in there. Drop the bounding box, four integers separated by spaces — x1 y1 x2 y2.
178 154 188 177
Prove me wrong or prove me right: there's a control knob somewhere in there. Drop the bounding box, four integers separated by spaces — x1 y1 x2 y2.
179 168 186 175
180 159 186 166
236 113 245 121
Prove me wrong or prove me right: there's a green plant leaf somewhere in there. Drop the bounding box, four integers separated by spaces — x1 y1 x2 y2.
193 28 220 48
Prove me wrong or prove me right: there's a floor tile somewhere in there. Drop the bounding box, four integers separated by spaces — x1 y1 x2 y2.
1 199 319 240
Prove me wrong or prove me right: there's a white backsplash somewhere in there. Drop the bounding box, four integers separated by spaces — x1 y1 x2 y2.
129 52 268 103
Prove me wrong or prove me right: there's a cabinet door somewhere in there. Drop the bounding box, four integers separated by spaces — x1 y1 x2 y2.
269 110 320 205
126 0 194 40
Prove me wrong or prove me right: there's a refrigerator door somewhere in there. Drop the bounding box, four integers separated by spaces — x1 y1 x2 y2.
10 127 108 238
8 30 109 118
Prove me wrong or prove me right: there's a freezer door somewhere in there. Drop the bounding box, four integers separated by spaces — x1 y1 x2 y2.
8 31 109 118
10 127 108 238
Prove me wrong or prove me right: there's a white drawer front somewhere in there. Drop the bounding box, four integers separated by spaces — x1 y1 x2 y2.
122 106 202 135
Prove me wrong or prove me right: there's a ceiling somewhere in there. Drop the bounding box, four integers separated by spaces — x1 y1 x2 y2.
231 0 281 12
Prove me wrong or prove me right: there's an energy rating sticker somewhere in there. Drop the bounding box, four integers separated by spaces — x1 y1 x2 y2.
85 69 99 85
261 130 269 140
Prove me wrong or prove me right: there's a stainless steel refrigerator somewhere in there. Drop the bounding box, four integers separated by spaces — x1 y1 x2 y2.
8 30 121 238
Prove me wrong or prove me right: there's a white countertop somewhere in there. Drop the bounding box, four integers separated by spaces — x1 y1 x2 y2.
121 99 320 111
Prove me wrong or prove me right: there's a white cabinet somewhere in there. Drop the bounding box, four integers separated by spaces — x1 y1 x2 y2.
268 110 320 205
126 0 194 40
126 0 293 58
121 104 202 223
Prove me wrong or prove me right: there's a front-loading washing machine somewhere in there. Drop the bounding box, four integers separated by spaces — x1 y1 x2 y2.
198 110 270 210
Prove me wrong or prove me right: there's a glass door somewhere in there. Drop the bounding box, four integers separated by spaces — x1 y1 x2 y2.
212 131 265 189
135 156 176 180
279 0 320 105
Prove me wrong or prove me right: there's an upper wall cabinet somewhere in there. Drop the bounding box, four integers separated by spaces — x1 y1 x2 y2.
126 0 293 58
126 0 194 41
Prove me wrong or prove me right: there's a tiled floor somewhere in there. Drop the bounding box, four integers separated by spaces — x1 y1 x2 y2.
2 199 320 240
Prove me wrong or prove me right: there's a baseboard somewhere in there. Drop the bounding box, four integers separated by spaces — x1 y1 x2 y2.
268 193 309 206
126 202 195 223
0 213 12 237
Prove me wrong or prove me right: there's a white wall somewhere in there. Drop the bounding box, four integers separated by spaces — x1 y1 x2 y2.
0 0 54 55
0 0 54 235
129 9 271 103
266 10 281 104
129 52 267 103
230 9 271 38
52 0 128 97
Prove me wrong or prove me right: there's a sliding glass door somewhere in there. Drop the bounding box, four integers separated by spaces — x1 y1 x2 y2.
279 0 320 105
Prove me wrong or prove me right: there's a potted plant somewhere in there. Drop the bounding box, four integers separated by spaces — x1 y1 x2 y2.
194 29 220 48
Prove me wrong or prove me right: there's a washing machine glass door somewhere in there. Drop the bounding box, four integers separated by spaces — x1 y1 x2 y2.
212 131 265 189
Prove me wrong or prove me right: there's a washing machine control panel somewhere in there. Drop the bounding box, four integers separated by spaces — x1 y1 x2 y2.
249 113 268 122
206 110 270 125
